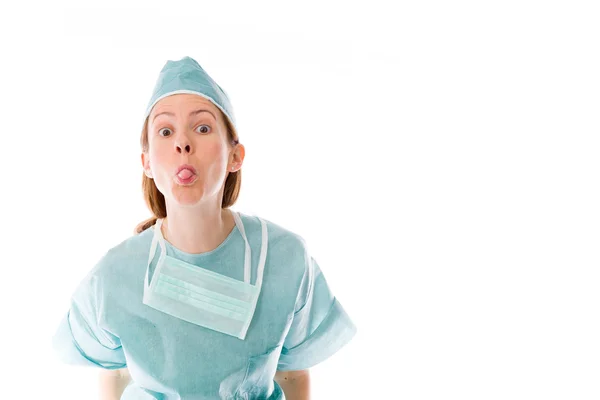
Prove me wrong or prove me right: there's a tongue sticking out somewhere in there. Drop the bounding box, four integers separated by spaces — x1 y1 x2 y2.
177 169 194 180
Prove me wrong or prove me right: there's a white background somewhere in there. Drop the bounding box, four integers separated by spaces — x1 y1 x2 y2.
1 0 599 399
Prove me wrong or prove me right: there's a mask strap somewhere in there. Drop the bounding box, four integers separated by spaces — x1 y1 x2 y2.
255 218 268 290
239 217 269 339
232 210 252 284
144 219 167 293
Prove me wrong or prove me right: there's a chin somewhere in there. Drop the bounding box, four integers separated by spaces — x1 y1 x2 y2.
170 186 218 207
171 194 204 207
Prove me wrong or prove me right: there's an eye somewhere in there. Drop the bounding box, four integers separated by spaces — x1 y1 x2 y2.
196 124 211 134
158 128 172 137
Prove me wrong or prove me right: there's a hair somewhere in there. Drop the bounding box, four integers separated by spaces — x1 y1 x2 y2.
134 108 241 234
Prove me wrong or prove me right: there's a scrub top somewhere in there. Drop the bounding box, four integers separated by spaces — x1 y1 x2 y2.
52 211 356 399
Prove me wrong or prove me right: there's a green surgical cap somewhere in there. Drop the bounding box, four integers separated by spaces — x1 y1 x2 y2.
144 56 236 131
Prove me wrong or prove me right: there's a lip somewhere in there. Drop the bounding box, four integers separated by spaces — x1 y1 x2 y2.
175 164 197 175
174 164 198 185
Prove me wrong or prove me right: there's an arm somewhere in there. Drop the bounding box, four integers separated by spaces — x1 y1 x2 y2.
274 369 310 400
99 368 131 400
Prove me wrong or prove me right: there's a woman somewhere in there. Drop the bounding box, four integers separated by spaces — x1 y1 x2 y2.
52 56 356 400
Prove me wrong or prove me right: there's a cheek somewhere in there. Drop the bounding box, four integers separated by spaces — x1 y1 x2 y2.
147 137 170 163
148 149 167 170
199 140 228 164
146 146 171 180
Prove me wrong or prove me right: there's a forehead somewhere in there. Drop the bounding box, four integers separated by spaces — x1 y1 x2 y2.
150 93 221 119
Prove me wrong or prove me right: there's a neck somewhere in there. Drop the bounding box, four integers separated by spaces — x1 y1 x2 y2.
162 203 235 254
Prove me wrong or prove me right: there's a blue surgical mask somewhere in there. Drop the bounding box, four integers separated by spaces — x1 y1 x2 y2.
142 211 268 340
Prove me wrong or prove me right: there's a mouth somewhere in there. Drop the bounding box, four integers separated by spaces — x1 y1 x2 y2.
174 164 197 185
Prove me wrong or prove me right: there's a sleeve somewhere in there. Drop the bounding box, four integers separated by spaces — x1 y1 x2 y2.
52 267 127 369
277 252 357 371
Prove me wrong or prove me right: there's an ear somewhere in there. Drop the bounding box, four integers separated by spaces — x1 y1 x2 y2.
141 152 153 178
229 143 245 172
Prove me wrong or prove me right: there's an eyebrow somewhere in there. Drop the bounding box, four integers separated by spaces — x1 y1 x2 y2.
152 109 217 122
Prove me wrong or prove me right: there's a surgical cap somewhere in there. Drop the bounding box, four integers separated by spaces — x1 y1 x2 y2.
143 56 237 131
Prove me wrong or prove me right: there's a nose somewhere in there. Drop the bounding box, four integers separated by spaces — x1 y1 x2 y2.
175 135 193 154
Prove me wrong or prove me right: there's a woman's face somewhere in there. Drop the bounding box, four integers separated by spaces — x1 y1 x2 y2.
142 94 242 207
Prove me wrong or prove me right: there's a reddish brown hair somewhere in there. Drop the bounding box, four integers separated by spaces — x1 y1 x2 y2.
134 110 241 234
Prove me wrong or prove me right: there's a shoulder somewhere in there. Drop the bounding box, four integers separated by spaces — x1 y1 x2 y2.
240 212 314 300
240 212 310 258
238 212 313 284
88 227 154 280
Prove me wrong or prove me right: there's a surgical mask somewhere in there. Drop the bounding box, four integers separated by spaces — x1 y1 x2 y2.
142 211 268 340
